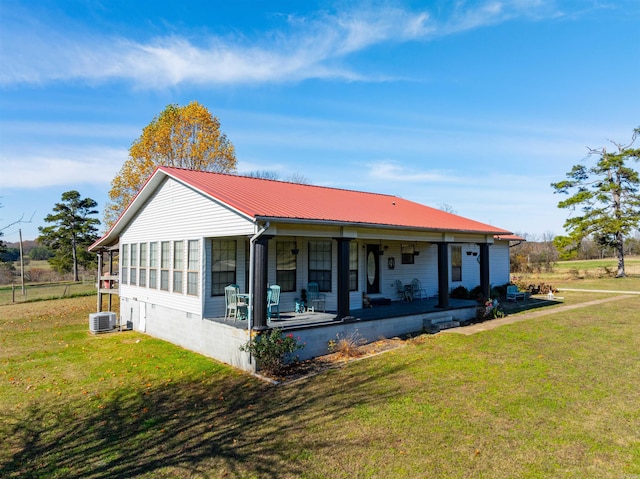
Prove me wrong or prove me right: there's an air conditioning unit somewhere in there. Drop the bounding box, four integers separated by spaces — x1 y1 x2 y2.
89 312 116 333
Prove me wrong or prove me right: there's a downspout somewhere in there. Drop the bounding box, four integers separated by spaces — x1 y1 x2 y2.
248 222 270 362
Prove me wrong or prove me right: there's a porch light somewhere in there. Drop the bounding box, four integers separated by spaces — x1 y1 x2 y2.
467 251 473 255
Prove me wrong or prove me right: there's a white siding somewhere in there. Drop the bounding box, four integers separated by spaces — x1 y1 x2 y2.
122 177 254 241
120 177 255 316
490 241 511 286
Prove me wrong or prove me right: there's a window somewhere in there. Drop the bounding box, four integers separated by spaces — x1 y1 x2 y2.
149 242 158 289
276 241 297 292
211 239 236 296
130 243 137 285
452 245 462 282
121 244 129 285
139 242 147 287
160 241 170 291
308 240 331 292
187 240 199 296
173 241 184 293
349 241 358 291
401 244 415 264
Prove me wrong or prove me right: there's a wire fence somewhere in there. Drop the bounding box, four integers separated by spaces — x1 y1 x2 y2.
0 281 97 306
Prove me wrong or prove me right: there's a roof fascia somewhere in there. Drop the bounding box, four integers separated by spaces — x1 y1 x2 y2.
255 216 511 236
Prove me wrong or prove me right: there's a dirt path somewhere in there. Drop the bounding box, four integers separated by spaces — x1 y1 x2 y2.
444 295 635 336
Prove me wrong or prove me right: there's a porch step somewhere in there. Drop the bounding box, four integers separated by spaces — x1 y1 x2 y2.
426 316 460 333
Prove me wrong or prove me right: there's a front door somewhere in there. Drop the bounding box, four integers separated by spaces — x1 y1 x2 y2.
366 244 380 294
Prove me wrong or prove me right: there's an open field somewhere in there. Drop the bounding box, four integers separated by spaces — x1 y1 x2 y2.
513 256 640 289
0 282 96 306
1 277 639 478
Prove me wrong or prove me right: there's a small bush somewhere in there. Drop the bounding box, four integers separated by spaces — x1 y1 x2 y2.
450 285 470 299
327 330 366 358
240 328 305 376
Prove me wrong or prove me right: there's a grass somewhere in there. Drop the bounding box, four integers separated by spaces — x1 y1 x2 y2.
0 282 97 305
1 280 640 478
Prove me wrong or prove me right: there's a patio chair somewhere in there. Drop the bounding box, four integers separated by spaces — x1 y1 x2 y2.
225 285 247 320
411 278 427 300
307 282 326 312
394 280 412 301
267 285 281 319
506 285 526 302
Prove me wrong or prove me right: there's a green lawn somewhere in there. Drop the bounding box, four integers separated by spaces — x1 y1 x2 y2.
1 287 639 478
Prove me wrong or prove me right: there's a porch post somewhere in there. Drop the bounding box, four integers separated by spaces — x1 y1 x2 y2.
334 238 352 320
436 242 450 309
252 235 272 330
478 243 490 299
96 250 103 313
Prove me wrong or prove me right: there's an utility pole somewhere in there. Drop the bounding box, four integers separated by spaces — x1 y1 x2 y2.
18 228 25 295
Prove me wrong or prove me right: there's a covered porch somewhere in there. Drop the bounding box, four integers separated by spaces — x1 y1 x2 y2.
209 296 478 362
210 296 478 330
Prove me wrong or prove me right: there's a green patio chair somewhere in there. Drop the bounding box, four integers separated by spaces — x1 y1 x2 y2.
267 285 281 319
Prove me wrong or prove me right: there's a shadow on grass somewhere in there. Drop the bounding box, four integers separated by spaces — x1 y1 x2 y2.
0 360 404 478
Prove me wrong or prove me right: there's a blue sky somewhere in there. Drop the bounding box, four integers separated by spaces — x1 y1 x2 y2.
1 0 638 243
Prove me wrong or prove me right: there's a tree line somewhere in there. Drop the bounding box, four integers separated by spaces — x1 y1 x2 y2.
1 101 637 281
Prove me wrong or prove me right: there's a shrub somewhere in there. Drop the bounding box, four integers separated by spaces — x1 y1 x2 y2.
450 285 470 299
240 328 305 376
327 330 366 358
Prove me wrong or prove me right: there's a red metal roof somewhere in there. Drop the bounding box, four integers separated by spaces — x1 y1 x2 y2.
161 166 511 234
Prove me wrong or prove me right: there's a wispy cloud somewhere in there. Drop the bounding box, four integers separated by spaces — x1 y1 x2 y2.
0 1 565 89
1 147 126 189
365 160 460 183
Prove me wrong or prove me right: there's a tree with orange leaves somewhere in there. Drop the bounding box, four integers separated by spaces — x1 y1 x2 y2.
104 101 237 227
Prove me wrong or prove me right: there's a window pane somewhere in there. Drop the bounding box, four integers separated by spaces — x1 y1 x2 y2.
160 270 169 291
401 244 415 265
160 242 170 269
187 240 199 296
187 272 198 295
149 269 157 289
139 243 147 267
149 242 158 268
139 268 146 287
174 241 184 270
308 240 331 291
452 245 462 282
130 243 137 267
211 240 236 296
121 244 129 285
160 241 170 290
349 242 358 291
188 240 199 270
173 271 183 293
276 241 296 292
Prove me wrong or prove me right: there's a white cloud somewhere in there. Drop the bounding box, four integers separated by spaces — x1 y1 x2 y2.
0 147 126 189
0 1 564 89
366 160 460 183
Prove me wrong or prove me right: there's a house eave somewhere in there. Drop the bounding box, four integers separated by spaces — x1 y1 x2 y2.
255 216 511 237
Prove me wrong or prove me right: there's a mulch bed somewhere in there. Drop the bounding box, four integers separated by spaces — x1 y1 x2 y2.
262 336 408 384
